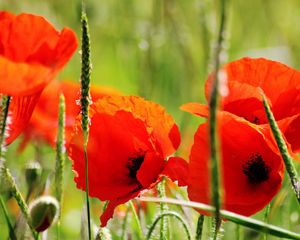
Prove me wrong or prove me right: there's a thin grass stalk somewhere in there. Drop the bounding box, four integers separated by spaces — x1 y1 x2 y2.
208 0 227 239
146 211 191 240
139 197 300 240
55 94 66 240
262 204 271 240
121 205 130 240
0 195 17 240
262 94 300 204
235 224 242 240
195 214 204 240
81 2 92 239
129 200 144 240
157 177 169 240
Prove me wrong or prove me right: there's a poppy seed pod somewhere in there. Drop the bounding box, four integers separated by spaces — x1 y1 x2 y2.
25 162 41 190
29 196 59 232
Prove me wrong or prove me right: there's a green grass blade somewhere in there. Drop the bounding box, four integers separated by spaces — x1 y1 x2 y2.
0 195 17 240
139 197 300 240
129 200 144 240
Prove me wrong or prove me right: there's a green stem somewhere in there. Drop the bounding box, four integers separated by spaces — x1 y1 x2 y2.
139 197 300 240
55 94 66 240
84 148 91 240
195 214 205 240
2 167 38 240
0 96 11 157
81 3 92 239
262 94 300 204
129 201 144 240
0 195 17 240
157 178 169 240
208 0 227 239
211 218 223 240
146 211 191 240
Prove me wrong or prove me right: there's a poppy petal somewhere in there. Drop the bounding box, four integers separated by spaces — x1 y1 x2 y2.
100 191 140 227
0 11 78 96
278 113 300 154
180 103 209 118
161 156 189 186
21 80 120 149
0 56 54 96
5 92 42 145
218 58 300 103
136 152 165 188
92 96 180 158
69 110 151 200
205 58 300 123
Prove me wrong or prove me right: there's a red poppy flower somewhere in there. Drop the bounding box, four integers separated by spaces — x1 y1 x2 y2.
67 96 188 226
188 111 284 216
0 11 78 144
20 80 120 149
216 58 300 153
183 58 300 154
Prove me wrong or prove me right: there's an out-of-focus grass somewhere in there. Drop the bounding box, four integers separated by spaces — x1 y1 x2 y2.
0 0 300 239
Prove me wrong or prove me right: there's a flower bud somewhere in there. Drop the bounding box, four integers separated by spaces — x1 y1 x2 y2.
29 196 59 232
95 227 111 240
25 162 41 189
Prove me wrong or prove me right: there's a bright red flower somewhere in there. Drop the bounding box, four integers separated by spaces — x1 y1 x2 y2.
20 80 120 149
188 112 284 216
0 11 77 144
67 96 188 226
203 57 300 154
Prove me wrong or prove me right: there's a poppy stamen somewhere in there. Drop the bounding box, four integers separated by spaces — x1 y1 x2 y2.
126 151 145 178
242 153 271 184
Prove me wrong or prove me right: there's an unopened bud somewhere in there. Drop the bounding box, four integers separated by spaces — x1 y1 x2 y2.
29 196 59 232
25 162 41 189
95 227 112 240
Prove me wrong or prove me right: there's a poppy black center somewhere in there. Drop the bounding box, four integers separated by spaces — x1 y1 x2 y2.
242 153 271 184
126 152 145 178
246 115 260 124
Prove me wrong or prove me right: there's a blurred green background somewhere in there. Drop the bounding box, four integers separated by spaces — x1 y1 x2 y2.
0 0 300 239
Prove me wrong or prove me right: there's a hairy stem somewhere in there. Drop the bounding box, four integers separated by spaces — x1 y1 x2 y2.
208 0 228 239
147 211 191 240
195 214 205 240
262 94 300 204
